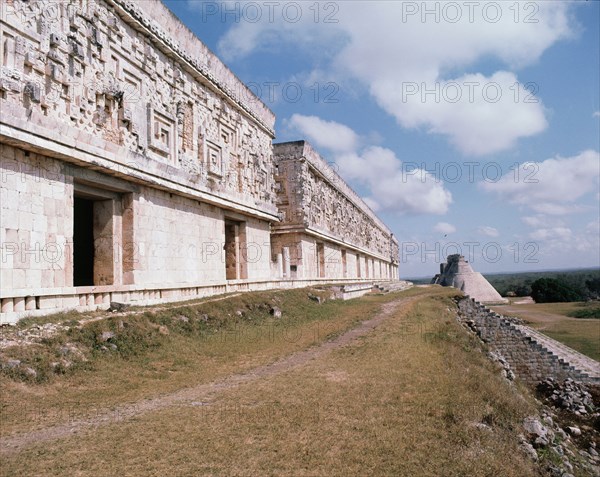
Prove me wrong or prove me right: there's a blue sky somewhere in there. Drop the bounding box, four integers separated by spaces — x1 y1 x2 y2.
165 0 600 278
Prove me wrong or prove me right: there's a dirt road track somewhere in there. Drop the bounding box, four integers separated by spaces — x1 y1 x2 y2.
0 296 417 456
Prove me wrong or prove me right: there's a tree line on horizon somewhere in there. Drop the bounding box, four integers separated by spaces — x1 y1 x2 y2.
484 269 600 303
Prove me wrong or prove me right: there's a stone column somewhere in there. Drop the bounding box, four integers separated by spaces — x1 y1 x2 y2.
282 247 291 278
276 252 283 278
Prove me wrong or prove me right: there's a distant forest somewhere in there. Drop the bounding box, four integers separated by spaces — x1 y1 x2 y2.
484 268 600 299
409 268 600 300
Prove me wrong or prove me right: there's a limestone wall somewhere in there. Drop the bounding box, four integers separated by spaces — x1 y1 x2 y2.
269 232 396 281
456 297 600 385
0 143 274 295
1 0 277 217
1 145 73 292
130 188 271 285
273 141 399 264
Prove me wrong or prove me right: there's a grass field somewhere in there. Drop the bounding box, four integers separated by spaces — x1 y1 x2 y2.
0 288 379 435
0 286 546 476
490 302 600 361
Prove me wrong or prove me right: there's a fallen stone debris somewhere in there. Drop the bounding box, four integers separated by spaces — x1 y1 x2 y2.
538 378 596 416
468 311 599 476
487 350 516 382
517 378 600 477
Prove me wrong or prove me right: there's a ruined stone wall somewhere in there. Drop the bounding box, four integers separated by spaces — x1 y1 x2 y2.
300 239 344 279
270 233 386 281
346 250 359 279
235 216 272 281
1 0 277 216
0 1 402 322
0 0 281 322
457 298 600 385
273 141 399 265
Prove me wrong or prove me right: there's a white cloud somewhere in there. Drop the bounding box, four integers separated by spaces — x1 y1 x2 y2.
481 150 600 215
287 114 359 153
217 2 574 155
527 224 599 257
594 111 600 118
434 222 456 235
289 115 453 215
363 71 548 156
520 216 600 259
477 226 499 238
338 147 453 215
362 196 380 212
586 219 600 235
521 215 565 228
529 227 573 242
213 2 347 62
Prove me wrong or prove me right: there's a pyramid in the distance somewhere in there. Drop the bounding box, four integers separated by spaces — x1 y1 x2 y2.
431 254 508 304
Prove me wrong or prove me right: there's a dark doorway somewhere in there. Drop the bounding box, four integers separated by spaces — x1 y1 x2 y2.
224 219 248 280
73 197 94 286
224 221 238 280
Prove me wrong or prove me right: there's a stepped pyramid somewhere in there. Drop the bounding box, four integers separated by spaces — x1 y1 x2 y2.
432 255 508 304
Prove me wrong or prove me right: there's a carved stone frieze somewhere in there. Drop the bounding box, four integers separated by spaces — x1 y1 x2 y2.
1 0 276 208
274 142 399 263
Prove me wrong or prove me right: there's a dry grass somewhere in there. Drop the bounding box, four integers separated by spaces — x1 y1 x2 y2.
1 287 542 477
513 302 600 318
491 302 600 361
0 288 398 436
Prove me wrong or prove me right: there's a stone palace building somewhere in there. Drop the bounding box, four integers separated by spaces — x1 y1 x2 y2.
0 0 399 323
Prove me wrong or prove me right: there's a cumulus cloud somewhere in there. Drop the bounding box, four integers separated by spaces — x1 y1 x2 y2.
338 147 453 215
481 150 600 214
360 71 548 156
594 111 600 118
529 227 573 242
527 224 600 257
521 216 565 228
287 114 359 153
362 196 380 212
212 1 347 61
518 213 599 262
477 226 499 238
289 115 452 215
434 222 456 235
586 219 600 235
216 1 574 155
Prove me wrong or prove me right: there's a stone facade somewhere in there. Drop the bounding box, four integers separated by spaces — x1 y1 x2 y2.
0 1 399 323
272 141 399 281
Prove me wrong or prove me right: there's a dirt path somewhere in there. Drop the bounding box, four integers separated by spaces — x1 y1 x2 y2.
0 296 417 456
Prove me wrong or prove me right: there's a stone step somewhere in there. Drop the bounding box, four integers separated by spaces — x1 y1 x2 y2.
468 298 600 384
514 324 600 379
374 281 413 294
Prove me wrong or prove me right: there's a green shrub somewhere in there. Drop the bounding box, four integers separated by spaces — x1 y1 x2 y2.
531 278 583 303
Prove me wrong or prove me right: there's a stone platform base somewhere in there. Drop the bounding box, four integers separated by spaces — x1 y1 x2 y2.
0 279 404 325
